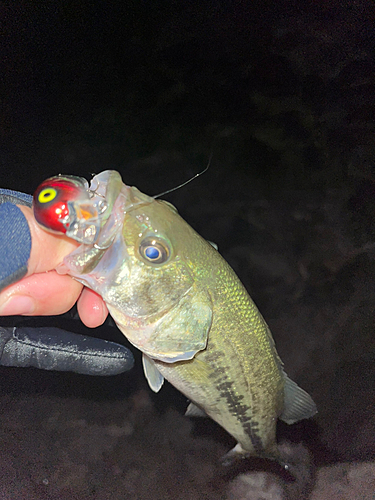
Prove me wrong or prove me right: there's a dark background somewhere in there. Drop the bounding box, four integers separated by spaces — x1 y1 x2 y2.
0 1 375 498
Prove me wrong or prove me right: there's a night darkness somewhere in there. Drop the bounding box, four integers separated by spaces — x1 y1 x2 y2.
1 1 375 498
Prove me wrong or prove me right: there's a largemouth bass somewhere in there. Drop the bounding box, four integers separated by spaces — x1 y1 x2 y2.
33 170 316 465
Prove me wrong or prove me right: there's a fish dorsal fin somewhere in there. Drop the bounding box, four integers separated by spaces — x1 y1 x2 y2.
208 240 218 250
142 354 164 393
280 372 317 424
185 402 207 417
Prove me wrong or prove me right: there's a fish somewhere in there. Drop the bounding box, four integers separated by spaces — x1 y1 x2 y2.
33 169 317 466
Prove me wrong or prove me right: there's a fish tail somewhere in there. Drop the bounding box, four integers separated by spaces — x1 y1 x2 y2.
220 443 290 470
220 443 250 467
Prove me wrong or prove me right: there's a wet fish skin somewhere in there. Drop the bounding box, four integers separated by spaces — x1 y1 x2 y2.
33 170 317 464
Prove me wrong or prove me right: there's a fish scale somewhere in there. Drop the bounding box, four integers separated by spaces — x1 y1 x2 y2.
33 169 317 465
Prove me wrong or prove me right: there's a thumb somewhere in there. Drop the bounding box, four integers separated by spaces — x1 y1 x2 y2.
19 205 79 275
0 205 83 316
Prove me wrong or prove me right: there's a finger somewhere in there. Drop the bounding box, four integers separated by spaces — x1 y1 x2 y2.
0 271 83 316
77 288 109 328
25 201 110 326
17 205 80 275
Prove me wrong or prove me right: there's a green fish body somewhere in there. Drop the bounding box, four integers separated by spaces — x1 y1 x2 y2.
33 170 317 464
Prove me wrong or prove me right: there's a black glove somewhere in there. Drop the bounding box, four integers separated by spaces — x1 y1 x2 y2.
0 188 133 375
0 326 133 375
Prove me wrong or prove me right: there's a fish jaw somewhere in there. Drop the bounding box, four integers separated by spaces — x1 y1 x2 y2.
106 284 213 363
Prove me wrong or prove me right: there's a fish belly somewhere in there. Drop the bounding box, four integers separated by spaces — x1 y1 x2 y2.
154 324 284 460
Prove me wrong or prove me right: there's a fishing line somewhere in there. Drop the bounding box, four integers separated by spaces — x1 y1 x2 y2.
152 149 214 199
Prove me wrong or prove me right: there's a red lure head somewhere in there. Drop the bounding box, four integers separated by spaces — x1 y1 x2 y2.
33 176 88 233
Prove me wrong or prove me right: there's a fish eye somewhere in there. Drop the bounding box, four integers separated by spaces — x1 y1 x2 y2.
38 187 57 204
139 236 170 264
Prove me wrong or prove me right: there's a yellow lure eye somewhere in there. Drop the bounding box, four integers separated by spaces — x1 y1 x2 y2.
38 187 57 203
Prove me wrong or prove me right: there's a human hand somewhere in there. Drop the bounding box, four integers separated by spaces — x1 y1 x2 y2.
0 196 109 327
0 188 133 375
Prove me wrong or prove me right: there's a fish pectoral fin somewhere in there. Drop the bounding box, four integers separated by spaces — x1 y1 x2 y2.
185 402 207 417
142 353 164 393
145 288 213 362
280 373 317 424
